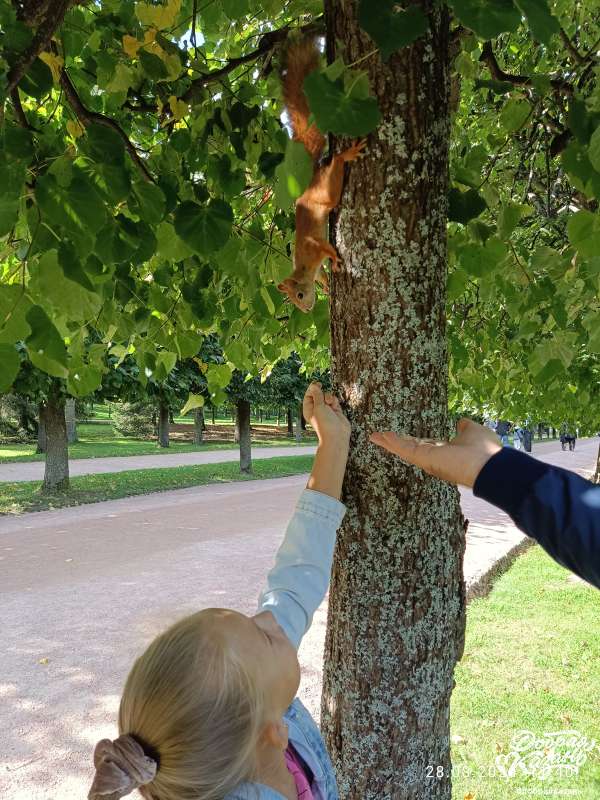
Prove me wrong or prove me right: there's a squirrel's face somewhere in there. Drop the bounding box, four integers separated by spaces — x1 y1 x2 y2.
277 277 315 313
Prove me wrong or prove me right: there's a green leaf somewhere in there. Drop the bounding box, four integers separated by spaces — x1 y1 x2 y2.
567 210 600 258
0 194 19 237
514 0 560 45
497 202 525 238
449 0 520 39
139 50 169 80
221 0 250 19
4 123 34 160
206 362 233 393
58 240 95 291
274 140 314 208
174 199 234 254
0 344 20 392
132 180 166 224
588 125 600 173
25 306 69 379
85 123 126 166
18 58 53 98
303 71 381 137
0 286 32 344
448 188 487 224
500 99 531 133
181 393 205 415
357 1 429 61
67 363 103 397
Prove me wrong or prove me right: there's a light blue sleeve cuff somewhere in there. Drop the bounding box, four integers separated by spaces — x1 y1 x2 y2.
256 489 346 649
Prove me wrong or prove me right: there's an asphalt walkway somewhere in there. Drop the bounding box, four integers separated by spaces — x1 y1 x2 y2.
0 437 597 799
0 445 318 482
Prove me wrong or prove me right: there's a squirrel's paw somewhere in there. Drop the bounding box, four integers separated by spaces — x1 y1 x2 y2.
342 139 368 162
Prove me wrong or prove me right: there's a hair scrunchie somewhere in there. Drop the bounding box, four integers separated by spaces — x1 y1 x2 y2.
88 734 158 800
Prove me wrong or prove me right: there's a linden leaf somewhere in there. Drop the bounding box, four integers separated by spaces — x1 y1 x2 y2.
181 393 205 415
66 119 85 139
122 34 141 58
39 51 64 83
135 0 181 30
168 95 188 121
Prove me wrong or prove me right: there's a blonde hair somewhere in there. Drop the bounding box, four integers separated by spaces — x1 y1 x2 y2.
118 611 266 800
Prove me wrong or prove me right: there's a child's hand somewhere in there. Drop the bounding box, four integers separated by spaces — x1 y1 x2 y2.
303 382 351 448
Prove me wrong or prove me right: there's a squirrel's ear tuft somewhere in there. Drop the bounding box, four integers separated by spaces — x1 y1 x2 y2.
278 278 297 294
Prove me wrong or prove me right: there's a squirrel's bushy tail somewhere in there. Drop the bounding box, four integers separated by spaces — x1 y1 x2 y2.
282 38 326 162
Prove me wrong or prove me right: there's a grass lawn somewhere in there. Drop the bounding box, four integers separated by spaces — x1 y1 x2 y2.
0 454 314 514
0 422 314 463
451 546 600 799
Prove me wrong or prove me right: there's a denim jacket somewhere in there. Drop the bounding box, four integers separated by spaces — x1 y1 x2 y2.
225 489 346 800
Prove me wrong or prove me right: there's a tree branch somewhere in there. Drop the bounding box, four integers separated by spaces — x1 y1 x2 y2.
60 69 155 182
181 17 324 103
6 0 73 95
559 27 587 65
480 41 573 95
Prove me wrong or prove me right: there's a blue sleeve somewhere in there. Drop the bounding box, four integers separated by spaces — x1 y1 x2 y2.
473 448 600 589
256 489 346 649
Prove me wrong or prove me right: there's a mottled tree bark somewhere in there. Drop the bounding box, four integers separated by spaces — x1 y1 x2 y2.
65 398 78 444
41 389 69 493
193 407 205 444
321 3 466 799
158 401 170 448
236 399 252 473
36 402 47 453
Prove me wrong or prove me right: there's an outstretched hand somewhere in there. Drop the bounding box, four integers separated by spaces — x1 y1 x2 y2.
303 382 351 448
370 418 502 488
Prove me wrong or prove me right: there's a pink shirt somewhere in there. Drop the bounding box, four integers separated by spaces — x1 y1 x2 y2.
284 745 315 799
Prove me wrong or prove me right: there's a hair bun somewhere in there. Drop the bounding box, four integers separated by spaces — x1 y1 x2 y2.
88 734 157 800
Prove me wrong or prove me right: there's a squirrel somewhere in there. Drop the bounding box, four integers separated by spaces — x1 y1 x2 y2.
277 38 366 313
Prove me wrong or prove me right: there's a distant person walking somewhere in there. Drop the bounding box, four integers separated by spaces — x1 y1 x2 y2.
495 420 511 446
513 426 524 451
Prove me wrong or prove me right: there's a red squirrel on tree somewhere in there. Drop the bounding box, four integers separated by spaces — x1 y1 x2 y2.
278 39 366 313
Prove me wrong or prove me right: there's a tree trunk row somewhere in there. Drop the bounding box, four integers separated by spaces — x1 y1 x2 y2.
236 399 252 474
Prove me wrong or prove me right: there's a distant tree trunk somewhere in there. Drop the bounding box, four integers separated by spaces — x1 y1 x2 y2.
286 407 293 436
321 5 465 799
41 389 69 493
593 442 600 484
65 398 78 444
300 410 307 430
294 402 303 442
277 407 282 426
211 405 216 425
158 402 170 448
169 411 175 424
194 407 204 444
36 403 47 453
236 399 251 473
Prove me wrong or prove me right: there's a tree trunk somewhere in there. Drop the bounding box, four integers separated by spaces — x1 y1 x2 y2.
301 410 307 430
322 5 465 799
65 397 78 444
286 407 293 436
277 407 282 426
236 399 251 474
294 402 303 442
193 407 204 445
158 401 170 448
36 402 47 453
211 405 216 425
41 390 69 493
594 442 600 484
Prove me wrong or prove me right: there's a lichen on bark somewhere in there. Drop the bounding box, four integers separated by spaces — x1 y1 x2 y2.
321 2 466 798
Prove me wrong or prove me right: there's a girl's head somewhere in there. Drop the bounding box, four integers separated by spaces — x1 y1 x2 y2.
88 608 300 800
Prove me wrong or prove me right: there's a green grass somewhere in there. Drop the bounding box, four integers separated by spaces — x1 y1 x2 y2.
0 422 315 463
451 546 600 799
0 454 314 514
87 402 287 427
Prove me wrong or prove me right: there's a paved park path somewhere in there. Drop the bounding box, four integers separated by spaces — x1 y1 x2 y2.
0 445 318 483
1 438 597 799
